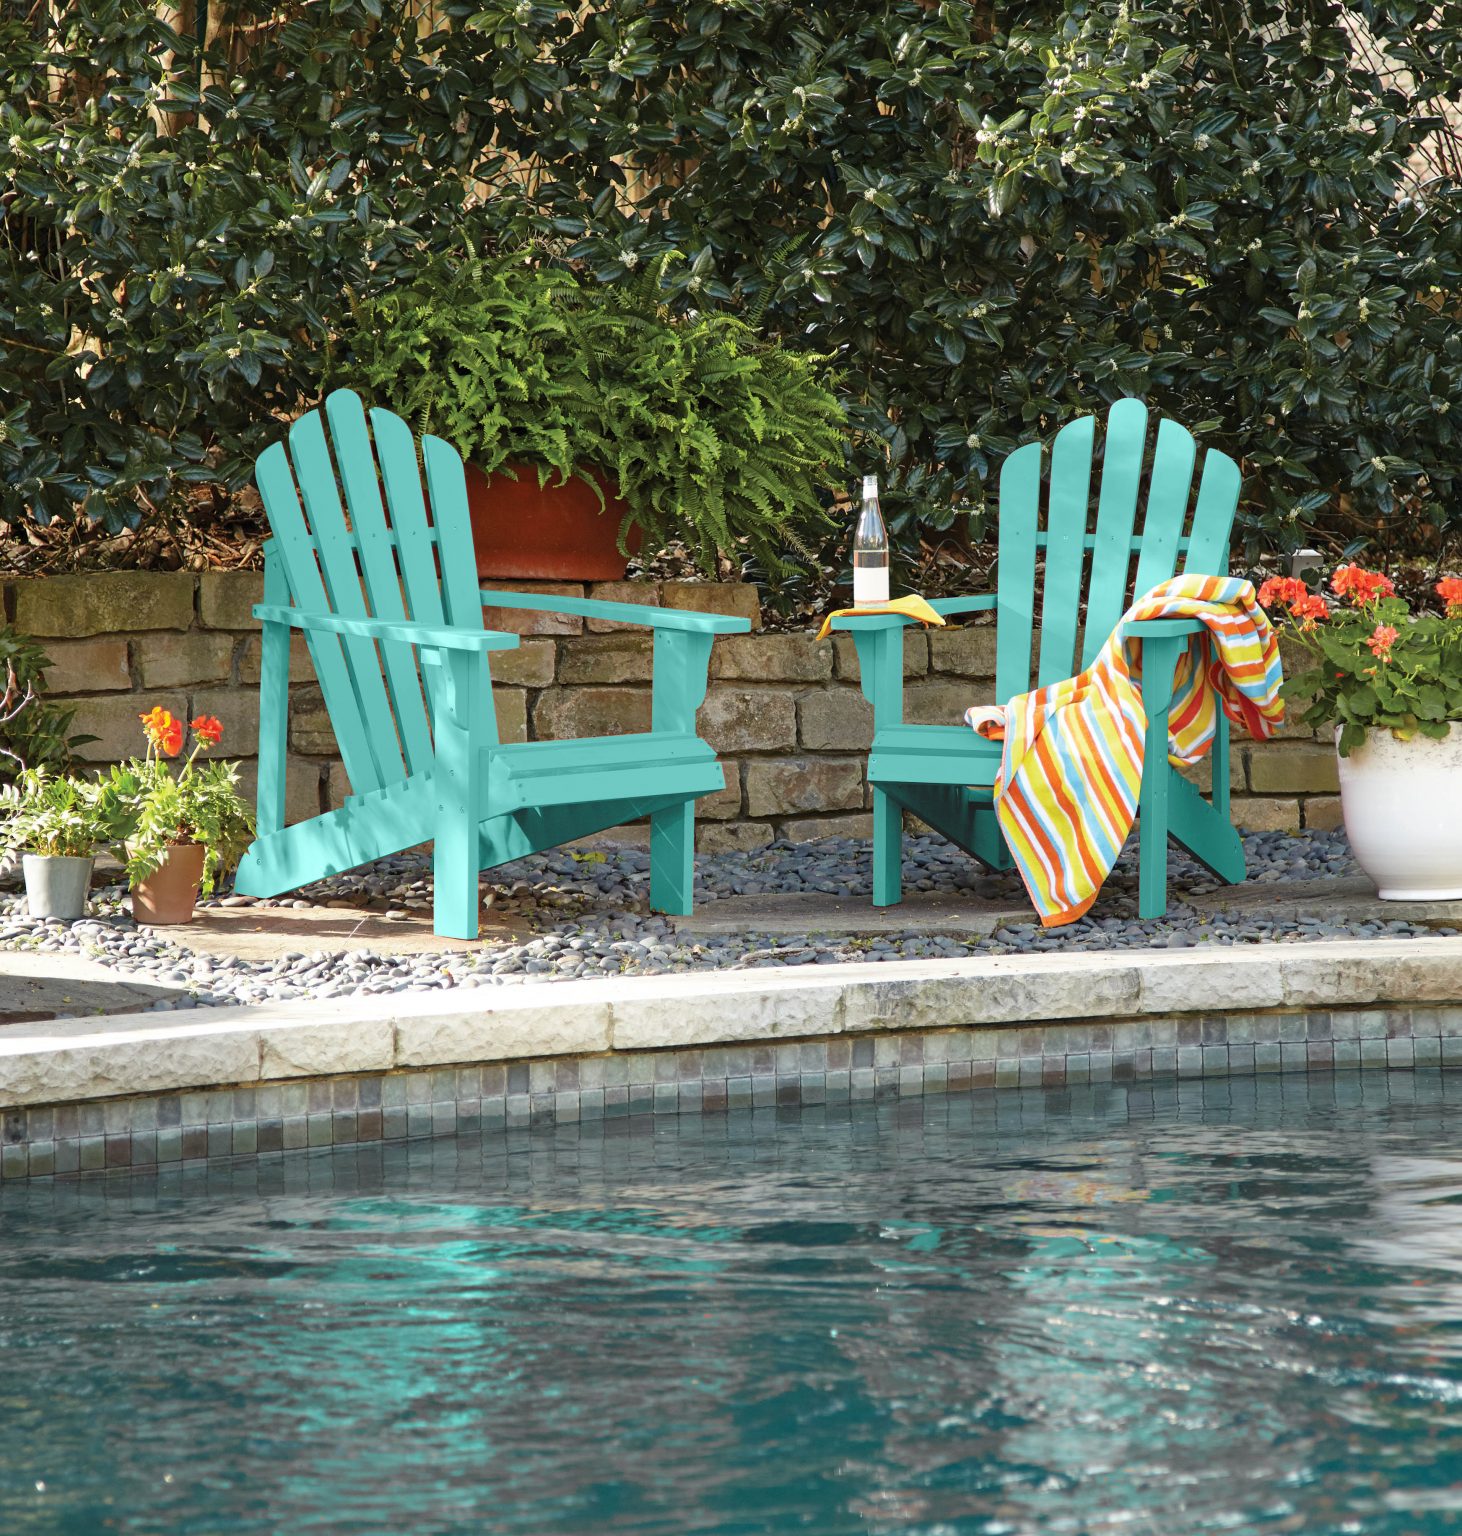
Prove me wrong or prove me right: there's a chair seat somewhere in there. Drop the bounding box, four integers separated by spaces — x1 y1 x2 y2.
486 731 721 812
869 723 1001 789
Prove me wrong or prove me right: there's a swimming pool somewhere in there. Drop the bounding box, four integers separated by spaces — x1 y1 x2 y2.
3 1072 1461 1534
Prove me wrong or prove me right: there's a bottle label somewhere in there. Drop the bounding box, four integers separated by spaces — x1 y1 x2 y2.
853 565 889 606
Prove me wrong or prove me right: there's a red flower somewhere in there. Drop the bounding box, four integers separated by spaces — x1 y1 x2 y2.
1290 593 1329 630
190 714 224 749
1331 564 1395 606
159 718 184 756
1437 577 1462 617
1257 575 1307 610
1367 623 1399 663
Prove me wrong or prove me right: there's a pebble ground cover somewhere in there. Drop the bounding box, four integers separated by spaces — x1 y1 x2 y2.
0 831 1449 1017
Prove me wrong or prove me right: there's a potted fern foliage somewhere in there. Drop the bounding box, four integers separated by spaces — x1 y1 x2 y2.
335 250 846 582
0 769 112 920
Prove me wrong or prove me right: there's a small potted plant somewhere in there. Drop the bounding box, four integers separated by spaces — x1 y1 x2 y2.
106 708 255 925
1261 565 1462 899
0 768 109 920
335 248 845 583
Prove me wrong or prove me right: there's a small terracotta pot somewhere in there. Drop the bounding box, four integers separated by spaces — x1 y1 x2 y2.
465 461 641 581
131 841 207 926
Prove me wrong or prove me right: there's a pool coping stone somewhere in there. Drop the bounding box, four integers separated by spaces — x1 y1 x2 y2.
4 936 1462 1111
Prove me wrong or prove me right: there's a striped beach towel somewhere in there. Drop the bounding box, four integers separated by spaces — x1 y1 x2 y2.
965 574 1284 928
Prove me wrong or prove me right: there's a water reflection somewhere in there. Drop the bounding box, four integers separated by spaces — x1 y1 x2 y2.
2 1072 1462 1534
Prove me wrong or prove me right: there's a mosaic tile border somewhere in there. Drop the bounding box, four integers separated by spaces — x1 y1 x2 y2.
5 1004 1462 1180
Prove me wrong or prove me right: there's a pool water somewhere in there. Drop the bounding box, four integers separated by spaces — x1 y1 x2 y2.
3 1072 1462 1535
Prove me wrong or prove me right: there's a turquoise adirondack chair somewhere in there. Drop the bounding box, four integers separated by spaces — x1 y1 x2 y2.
833 398 1248 917
232 390 749 938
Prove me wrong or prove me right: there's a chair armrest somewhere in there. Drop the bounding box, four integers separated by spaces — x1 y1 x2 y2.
481 590 750 635
825 593 997 632
1126 617 1206 638
929 595 998 617
254 605 521 654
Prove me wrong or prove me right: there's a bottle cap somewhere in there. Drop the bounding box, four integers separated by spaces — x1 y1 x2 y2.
862 474 879 501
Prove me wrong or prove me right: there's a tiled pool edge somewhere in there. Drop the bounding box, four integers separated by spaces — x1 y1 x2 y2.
5 934 1462 1181
3 1001 1461 1180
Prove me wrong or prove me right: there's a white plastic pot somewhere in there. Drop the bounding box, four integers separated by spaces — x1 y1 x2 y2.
1336 725 1462 900
21 853 95 921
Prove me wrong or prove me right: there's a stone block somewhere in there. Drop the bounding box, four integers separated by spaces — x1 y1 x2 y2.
697 688 797 753
697 822 774 853
558 634 654 685
489 637 555 689
134 632 234 689
234 757 325 826
779 813 874 842
584 580 662 633
481 582 586 636
533 686 653 739
660 581 761 631
492 687 528 744
905 678 982 727
289 689 335 757
832 629 929 681
198 571 265 631
14 571 195 637
928 624 999 679
1234 796 1301 833
66 692 187 761
797 688 873 752
239 634 318 686
713 633 833 683
392 991 612 1066
1247 742 1339 795
1177 747 1248 796
326 761 352 810
1302 795 1344 831
38 637 130 695
189 689 260 757
744 757 863 816
698 765 743 821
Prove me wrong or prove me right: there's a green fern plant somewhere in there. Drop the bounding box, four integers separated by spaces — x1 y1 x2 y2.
332 249 846 579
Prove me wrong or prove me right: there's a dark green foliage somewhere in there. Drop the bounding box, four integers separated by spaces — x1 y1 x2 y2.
5 1 1462 573
0 628 90 782
335 249 845 578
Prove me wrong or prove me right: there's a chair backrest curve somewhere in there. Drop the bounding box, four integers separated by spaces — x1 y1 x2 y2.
992 399 1241 703
253 389 496 797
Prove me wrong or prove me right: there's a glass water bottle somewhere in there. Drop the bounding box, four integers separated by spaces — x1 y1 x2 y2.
852 474 890 607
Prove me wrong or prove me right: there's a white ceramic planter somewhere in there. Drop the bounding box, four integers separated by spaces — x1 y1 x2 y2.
1336 725 1462 900
21 853 95 920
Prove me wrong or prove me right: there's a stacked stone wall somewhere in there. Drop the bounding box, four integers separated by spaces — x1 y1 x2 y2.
3 573 1340 850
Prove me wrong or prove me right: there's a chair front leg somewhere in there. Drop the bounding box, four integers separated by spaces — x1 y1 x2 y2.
254 546 293 838
1138 634 1184 920
430 647 489 940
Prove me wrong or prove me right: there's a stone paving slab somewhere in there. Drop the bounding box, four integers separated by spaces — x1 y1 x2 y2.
671 876 1462 939
159 903 528 961
2 936 1460 1110
0 951 189 1024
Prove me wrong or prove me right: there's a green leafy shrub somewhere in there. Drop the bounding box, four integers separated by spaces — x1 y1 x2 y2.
5 1 1462 576
336 250 846 578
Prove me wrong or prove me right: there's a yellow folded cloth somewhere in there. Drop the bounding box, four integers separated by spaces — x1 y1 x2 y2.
814 594 948 642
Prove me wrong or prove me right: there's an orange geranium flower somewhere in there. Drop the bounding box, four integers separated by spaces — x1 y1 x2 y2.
1257 575 1307 610
139 706 177 751
1436 576 1462 617
190 714 223 749
1331 564 1395 605
1367 623 1399 663
1290 593 1329 630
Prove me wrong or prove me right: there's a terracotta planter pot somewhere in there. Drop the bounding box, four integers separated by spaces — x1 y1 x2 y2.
131 841 207 926
465 461 641 581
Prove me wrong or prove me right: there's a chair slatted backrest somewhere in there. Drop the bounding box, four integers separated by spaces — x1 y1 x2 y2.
993 399 1242 704
253 389 495 796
